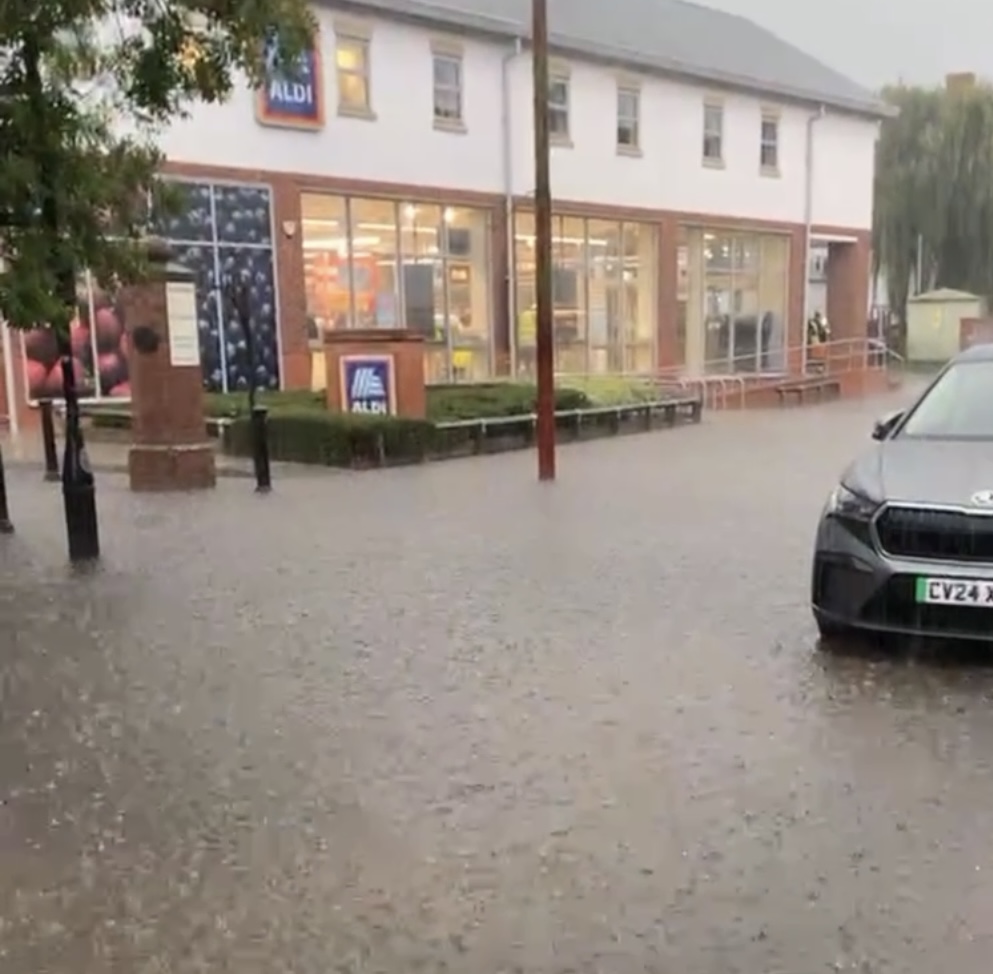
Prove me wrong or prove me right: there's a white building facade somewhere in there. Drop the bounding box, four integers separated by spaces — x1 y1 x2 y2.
16 0 886 404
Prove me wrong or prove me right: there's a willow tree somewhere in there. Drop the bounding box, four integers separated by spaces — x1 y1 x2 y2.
874 80 993 334
0 0 313 559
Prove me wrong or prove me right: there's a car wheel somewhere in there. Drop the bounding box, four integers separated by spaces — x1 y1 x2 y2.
814 613 853 650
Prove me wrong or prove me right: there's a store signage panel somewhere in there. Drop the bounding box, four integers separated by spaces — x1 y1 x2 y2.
340 354 396 415
256 31 324 130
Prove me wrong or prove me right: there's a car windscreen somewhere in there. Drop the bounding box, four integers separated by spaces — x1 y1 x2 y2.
898 359 993 438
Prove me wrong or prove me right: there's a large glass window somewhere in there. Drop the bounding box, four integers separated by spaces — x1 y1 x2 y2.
153 179 279 393
514 212 657 376
301 193 350 336
683 226 790 374
300 194 491 382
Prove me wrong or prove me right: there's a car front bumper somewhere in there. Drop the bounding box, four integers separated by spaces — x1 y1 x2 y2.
812 512 993 642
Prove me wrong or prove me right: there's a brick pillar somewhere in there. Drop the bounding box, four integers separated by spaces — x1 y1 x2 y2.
825 235 870 342
271 176 311 390
121 241 216 491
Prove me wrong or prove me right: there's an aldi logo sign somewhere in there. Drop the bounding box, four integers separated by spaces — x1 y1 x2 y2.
341 355 396 415
256 30 324 130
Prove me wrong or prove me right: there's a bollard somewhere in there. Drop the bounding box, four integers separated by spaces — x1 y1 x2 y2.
60 355 99 561
39 398 59 481
251 405 271 493
0 442 13 534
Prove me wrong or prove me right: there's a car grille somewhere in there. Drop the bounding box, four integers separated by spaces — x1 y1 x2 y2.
861 576 993 639
875 506 993 562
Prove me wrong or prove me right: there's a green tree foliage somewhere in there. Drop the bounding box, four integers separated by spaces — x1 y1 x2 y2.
874 81 993 324
0 0 314 334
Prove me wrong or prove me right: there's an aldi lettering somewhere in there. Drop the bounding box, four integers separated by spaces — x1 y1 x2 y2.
256 31 324 130
340 355 396 415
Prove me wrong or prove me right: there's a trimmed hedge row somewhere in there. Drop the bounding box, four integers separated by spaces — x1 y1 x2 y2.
224 397 701 468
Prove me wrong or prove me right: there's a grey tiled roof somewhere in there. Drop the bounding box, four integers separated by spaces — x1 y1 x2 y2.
331 0 887 117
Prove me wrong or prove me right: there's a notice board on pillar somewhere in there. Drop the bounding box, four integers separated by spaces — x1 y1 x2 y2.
340 354 396 415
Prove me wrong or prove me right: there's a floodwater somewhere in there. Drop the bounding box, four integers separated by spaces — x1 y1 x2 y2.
2 383 992 973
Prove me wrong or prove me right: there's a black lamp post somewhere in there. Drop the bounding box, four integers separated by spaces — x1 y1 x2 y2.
225 275 271 493
23 38 98 561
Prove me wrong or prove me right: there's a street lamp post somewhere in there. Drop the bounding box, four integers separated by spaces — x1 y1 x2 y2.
532 0 556 481
24 39 99 561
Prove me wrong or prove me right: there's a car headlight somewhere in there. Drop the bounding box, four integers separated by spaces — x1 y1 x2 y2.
826 484 880 521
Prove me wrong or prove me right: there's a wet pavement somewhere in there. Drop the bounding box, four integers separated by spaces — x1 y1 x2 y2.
4 383 993 972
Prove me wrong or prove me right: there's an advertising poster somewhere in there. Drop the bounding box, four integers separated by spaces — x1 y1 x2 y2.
20 276 129 402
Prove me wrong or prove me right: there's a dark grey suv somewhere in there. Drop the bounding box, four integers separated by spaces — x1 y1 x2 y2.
812 343 993 643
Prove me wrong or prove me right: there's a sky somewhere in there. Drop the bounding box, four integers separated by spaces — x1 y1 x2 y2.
700 0 987 90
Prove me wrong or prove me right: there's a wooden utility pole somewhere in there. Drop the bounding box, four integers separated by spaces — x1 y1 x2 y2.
531 0 556 480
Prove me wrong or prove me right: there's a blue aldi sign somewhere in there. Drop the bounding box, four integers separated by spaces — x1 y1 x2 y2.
256 31 324 129
341 355 396 415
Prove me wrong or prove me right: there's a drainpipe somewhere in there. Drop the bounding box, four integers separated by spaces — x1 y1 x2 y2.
802 104 826 375
501 38 522 375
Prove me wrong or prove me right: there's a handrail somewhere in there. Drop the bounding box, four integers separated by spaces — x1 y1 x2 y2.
434 394 703 431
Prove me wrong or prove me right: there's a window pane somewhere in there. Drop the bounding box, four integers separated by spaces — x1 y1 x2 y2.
704 232 733 371
731 236 760 373
761 119 777 142
618 88 638 121
399 202 443 377
433 56 460 86
757 235 789 371
349 198 399 329
553 215 588 373
301 193 351 336
618 121 638 146
434 87 461 119
336 40 367 72
514 210 536 375
550 107 569 136
549 78 569 107
338 72 368 109
900 360 993 438
587 220 622 374
444 207 491 380
622 222 656 372
704 104 722 134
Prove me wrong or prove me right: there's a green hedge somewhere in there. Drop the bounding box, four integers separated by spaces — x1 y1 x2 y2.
227 411 438 467
426 382 589 421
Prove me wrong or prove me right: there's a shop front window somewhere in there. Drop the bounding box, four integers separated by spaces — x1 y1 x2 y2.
349 198 400 329
622 222 656 373
300 193 491 383
684 226 789 374
301 193 350 337
587 219 622 375
553 215 588 373
514 212 658 376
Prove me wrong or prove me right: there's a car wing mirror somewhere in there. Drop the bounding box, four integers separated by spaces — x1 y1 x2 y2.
872 410 903 440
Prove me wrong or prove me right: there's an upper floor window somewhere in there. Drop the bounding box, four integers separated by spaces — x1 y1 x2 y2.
335 25 372 116
432 43 464 130
549 70 570 143
760 111 780 173
703 100 724 164
617 84 640 152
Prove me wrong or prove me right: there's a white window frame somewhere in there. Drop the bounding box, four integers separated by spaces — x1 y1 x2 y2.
617 82 641 153
703 99 724 166
334 22 373 118
548 65 571 145
760 110 780 175
431 41 465 131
